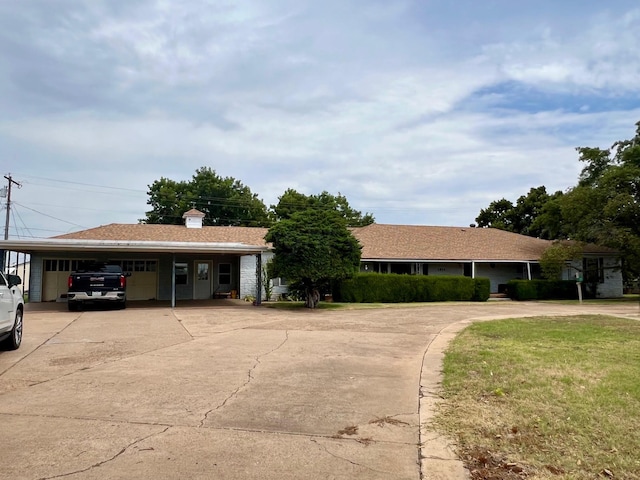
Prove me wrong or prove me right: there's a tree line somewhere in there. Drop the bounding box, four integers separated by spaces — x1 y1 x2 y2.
142 166 374 228
475 120 640 283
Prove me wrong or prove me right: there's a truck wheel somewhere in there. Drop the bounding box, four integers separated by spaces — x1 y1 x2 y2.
68 302 78 312
2 308 23 350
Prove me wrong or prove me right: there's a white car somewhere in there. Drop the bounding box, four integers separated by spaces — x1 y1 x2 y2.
0 272 24 350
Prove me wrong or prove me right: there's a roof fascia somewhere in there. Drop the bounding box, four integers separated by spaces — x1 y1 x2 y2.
0 239 269 255
361 258 541 263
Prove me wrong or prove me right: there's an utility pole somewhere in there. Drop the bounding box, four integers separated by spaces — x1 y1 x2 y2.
1 174 21 271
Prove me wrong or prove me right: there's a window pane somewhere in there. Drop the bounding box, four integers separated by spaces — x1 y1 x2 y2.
175 263 188 285
135 260 146 272
218 263 231 285
197 263 209 281
146 261 157 272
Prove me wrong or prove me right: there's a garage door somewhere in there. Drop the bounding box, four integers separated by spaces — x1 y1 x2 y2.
119 260 158 301
42 259 78 302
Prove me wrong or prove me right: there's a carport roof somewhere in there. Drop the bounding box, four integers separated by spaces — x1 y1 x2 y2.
1 224 270 254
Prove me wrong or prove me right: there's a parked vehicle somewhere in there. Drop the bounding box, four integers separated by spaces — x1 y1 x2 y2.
67 263 129 311
0 272 24 350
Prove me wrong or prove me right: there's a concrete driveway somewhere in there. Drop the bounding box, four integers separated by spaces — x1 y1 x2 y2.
1 300 638 480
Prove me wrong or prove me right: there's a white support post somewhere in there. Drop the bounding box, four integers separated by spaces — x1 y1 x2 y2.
171 254 176 309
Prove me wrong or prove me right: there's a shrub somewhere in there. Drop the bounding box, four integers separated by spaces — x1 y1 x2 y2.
472 278 491 302
334 274 489 303
507 279 579 301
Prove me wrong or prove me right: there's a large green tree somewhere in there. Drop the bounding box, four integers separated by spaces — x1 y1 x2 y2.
475 186 562 239
474 120 640 281
560 124 640 279
271 189 374 227
142 167 271 227
265 208 362 308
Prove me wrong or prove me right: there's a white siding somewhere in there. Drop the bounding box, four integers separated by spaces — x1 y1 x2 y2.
239 252 289 301
239 254 259 300
565 256 623 298
428 263 464 276
30 255 44 303
475 262 528 293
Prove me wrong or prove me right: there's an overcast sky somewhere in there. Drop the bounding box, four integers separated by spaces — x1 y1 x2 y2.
1 0 639 238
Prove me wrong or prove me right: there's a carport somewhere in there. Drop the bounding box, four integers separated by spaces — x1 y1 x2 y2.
0 238 268 307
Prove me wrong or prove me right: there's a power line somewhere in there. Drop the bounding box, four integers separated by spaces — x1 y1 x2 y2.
13 202 87 229
17 174 145 194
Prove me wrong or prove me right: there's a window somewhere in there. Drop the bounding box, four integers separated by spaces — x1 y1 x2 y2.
272 277 289 287
218 263 231 285
583 257 604 284
197 263 209 281
463 263 472 277
390 263 411 274
175 263 189 285
45 260 58 272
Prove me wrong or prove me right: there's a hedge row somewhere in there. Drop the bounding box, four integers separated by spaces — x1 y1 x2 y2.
506 279 579 300
333 273 490 303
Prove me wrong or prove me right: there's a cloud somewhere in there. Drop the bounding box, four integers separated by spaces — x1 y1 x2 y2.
1 0 639 236
482 8 640 92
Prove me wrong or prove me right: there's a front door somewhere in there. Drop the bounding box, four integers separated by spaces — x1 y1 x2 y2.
194 261 212 299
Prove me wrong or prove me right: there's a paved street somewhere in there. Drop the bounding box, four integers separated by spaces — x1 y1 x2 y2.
1 300 638 479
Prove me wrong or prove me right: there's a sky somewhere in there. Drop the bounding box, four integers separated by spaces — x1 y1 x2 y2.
1 0 639 239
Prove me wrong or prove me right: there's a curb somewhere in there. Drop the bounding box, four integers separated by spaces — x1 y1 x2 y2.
419 320 472 480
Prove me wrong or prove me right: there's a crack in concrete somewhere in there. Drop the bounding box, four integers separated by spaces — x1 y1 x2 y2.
0 313 83 377
5 337 194 393
198 330 290 427
0 411 418 447
310 438 392 475
37 426 171 480
170 309 195 340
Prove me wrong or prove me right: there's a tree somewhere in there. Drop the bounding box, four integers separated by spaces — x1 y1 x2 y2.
560 126 640 281
474 120 640 283
271 189 374 227
475 198 516 231
529 191 566 240
475 187 564 238
539 242 582 280
265 208 362 308
142 167 271 227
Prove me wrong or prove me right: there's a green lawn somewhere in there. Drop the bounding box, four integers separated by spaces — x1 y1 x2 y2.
433 315 640 479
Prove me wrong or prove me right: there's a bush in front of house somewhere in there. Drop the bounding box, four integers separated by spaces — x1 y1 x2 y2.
472 277 491 302
333 273 490 303
507 279 579 300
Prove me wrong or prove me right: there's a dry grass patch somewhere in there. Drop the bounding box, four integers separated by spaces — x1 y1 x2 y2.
433 315 640 480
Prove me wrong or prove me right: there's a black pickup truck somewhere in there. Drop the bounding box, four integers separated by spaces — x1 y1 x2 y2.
67 263 129 311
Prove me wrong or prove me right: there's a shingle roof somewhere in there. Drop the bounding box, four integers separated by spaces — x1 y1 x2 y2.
351 224 552 261
54 224 270 246
52 223 614 260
